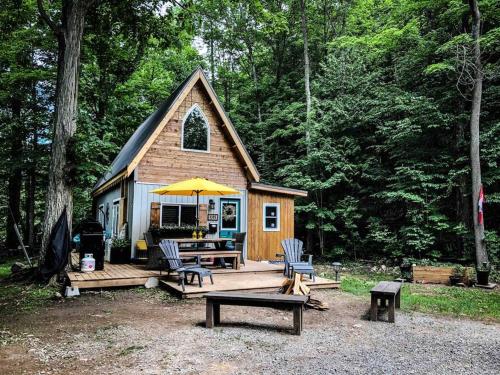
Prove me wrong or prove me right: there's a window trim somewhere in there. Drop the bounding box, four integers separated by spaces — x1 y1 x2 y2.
112 199 120 237
220 200 240 231
263 203 280 232
180 104 210 153
97 204 105 227
160 203 197 227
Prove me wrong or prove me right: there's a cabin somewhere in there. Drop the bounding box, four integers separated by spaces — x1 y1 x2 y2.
91 67 308 262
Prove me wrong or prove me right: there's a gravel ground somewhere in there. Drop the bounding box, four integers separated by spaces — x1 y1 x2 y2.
0 288 499 375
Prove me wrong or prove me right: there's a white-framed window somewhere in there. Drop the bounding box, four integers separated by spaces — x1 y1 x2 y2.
111 199 120 236
181 104 210 152
263 203 280 231
161 204 197 226
97 204 105 227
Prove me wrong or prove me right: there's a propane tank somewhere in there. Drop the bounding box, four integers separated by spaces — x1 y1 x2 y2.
81 253 96 273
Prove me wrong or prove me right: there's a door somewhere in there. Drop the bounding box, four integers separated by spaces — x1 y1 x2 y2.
219 198 240 238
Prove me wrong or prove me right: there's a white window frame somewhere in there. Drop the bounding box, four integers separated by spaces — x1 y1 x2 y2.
160 203 197 226
180 104 210 153
263 203 280 232
97 204 105 227
220 200 240 231
112 199 120 237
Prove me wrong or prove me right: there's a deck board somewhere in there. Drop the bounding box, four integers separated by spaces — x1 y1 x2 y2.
66 254 338 297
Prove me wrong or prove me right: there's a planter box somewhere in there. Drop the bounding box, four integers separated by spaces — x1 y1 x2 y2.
413 266 473 285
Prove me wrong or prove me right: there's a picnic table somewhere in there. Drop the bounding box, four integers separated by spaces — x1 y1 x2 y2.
170 238 239 269
370 281 402 323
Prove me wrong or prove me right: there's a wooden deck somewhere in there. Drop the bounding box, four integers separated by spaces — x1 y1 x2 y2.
67 254 339 297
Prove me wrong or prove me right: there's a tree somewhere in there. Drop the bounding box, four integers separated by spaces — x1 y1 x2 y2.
468 0 488 267
37 0 96 260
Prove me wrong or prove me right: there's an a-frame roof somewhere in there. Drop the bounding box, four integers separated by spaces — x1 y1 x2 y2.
93 67 260 196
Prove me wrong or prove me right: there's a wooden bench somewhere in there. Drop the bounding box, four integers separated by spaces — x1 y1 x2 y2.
370 281 402 323
204 292 309 335
180 250 241 270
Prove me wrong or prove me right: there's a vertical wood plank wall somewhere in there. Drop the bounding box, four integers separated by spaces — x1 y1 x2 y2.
247 191 295 261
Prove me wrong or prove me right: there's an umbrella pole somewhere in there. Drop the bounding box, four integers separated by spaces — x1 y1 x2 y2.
196 191 199 250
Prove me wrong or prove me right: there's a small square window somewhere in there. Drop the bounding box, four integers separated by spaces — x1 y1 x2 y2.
263 203 280 231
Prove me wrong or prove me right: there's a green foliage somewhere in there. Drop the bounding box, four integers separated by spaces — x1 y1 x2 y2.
340 275 500 321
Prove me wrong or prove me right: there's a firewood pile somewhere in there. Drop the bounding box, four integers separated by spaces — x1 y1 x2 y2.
280 273 329 310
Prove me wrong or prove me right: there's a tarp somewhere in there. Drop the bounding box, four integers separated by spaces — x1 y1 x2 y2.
39 208 71 283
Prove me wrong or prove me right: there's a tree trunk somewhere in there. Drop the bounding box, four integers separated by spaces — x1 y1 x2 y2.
468 0 488 267
39 0 92 261
300 0 311 146
6 98 23 250
25 127 38 249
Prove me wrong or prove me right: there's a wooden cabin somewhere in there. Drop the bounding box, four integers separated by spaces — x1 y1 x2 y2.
92 67 307 261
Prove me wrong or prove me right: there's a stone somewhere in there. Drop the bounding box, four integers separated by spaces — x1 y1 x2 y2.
145 277 159 289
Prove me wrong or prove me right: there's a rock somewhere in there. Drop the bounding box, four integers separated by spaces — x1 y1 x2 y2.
371 266 378 272
381 265 387 272
145 277 159 289
11 262 28 273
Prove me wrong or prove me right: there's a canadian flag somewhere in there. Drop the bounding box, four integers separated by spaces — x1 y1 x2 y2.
478 185 485 225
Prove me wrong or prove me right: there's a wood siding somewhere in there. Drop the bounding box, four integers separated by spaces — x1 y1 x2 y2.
136 81 247 189
247 191 295 261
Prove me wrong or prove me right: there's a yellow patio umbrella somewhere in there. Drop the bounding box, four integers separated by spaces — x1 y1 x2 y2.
150 177 240 232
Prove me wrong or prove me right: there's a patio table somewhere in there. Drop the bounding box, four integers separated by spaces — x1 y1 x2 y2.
169 238 237 269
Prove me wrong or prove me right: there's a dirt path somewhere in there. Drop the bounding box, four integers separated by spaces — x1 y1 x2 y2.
1 289 499 374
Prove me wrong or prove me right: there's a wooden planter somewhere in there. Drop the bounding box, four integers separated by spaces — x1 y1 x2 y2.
413 266 473 285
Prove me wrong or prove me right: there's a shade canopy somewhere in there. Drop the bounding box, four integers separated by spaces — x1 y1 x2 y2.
150 177 240 196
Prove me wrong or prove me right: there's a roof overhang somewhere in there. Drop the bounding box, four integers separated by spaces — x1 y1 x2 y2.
92 169 126 197
249 182 308 197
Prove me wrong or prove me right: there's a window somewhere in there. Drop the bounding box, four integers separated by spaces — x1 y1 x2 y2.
161 204 197 226
97 204 105 227
181 104 209 152
263 203 280 231
112 200 120 236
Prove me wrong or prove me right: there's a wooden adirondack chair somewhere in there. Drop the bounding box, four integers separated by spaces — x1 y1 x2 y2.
158 240 213 291
280 238 314 279
233 232 246 266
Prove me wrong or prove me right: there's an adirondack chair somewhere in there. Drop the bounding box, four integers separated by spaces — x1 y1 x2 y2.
158 239 213 291
280 238 314 280
233 232 246 266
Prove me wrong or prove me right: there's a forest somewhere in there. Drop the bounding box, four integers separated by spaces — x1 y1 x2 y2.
1 0 499 266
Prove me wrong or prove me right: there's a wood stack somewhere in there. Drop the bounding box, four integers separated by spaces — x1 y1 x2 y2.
280 273 329 310
281 273 310 295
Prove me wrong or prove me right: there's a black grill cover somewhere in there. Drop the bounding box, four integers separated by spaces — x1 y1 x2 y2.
39 208 71 283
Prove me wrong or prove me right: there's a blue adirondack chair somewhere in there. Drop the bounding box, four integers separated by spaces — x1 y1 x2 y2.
280 238 314 280
159 239 213 291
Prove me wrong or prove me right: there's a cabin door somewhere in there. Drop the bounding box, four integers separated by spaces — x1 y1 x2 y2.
219 198 240 238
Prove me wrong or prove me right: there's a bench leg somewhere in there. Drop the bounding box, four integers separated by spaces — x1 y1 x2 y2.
209 274 214 285
388 296 395 323
206 301 214 328
214 304 220 325
293 306 303 335
396 290 401 309
370 294 378 321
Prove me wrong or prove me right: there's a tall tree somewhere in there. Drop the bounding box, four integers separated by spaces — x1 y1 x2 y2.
37 0 95 260
468 0 488 266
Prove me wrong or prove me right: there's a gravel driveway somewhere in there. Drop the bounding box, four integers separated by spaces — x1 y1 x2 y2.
0 288 499 374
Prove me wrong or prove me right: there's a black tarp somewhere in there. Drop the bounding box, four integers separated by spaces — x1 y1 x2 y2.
39 208 71 283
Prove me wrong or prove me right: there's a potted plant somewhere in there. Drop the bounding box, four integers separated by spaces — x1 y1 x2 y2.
110 238 131 264
399 258 413 282
449 265 465 286
476 262 491 286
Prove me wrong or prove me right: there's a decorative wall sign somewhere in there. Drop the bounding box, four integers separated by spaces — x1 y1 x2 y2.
208 214 219 222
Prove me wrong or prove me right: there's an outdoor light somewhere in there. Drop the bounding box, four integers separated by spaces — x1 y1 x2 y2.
332 262 342 281
208 199 216 211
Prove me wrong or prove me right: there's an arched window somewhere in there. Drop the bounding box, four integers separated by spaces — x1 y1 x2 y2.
181 105 210 152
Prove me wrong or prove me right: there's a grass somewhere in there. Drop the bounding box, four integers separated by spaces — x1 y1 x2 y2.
0 258 58 313
340 274 500 321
